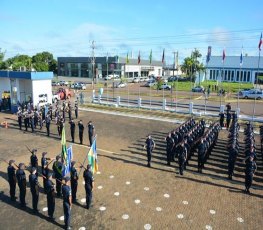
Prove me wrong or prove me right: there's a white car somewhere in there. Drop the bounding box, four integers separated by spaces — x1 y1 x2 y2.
132 78 140 83
158 83 171 90
145 80 156 87
241 89 263 100
105 75 113 80
117 82 127 88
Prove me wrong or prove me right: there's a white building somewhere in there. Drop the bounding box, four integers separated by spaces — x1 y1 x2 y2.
0 71 53 112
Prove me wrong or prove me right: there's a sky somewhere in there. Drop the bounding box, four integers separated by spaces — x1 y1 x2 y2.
1 0 263 64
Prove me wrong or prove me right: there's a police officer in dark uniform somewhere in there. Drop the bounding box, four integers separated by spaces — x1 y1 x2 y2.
46 113 51 136
7 160 17 201
244 155 257 194
30 149 38 168
16 163 27 207
87 121 95 146
46 173 55 220
228 144 238 180
70 161 78 203
165 132 174 166
69 119 76 143
219 112 224 128
226 112 231 130
68 106 72 121
197 138 205 173
17 109 23 130
144 135 155 167
29 167 40 212
52 155 63 197
78 120 84 145
177 142 187 175
62 177 72 230
74 103 78 119
41 152 52 193
83 164 94 209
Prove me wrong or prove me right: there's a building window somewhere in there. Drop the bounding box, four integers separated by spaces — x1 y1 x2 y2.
247 71 251 82
236 71 239 82
244 71 247 82
231 71 234 81
216 70 219 80
210 70 212 79
241 71 243 81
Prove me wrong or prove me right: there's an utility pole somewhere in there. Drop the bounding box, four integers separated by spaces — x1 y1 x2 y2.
90 40 96 85
172 51 176 76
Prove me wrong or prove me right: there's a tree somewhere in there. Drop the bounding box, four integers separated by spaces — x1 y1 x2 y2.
5 54 32 70
0 48 7 69
32 51 57 72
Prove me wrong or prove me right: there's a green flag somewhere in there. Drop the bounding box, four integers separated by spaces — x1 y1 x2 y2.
61 126 67 163
149 49 152 64
126 53 129 64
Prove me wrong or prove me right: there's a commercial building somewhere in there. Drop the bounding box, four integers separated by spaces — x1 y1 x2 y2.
0 71 53 112
206 56 263 83
57 56 163 78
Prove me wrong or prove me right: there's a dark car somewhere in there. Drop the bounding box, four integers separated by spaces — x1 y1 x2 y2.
192 86 204 92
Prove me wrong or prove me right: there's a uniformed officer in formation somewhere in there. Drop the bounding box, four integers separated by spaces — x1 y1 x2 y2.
74 102 78 119
7 160 17 201
78 120 84 145
165 132 174 166
144 134 155 167
244 154 257 194
70 161 78 203
219 112 224 128
226 112 231 130
46 173 56 220
41 152 53 193
69 119 76 143
62 177 72 230
30 149 38 168
177 142 187 175
87 121 95 146
197 138 205 173
17 108 23 130
29 167 40 212
83 164 94 209
45 113 51 136
16 163 27 207
52 155 63 197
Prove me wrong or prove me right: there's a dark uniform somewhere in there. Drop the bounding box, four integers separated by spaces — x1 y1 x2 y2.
177 143 187 175
18 110 22 130
78 121 84 144
52 157 63 197
46 175 55 219
16 164 27 207
226 112 231 130
88 122 95 146
83 165 94 209
219 112 224 128
75 104 78 119
62 177 72 229
29 168 40 211
197 140 205 173
69 120 76 143
165 134 174 166
228 145 238 180
70 162 78 203
244 156 257 194
46 114 51 136
30 150 38 168
145 136 155 167
41 153 51 193
7 160 16 201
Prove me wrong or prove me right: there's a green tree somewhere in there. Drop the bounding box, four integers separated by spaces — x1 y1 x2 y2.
32 51 57 72
0 48 7 69
6 54 32 70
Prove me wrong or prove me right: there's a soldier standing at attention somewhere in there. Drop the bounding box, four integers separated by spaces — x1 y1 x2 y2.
16 163 27 207
69 119 76 143
7 160 17 201
244 155 257 194
219 112 224 128
87 121 95 146
83 164 94 209
30 149 38 168
45 113 51 137
70 161 78 203
226 112 232 130
74 102 78 119
197 138 205 173
46 173 56 220
62 177 72 230
177 142 187 175
52 155 63 197
29 167 40 212
165 132 174 166
78 120 84 145
17 108 23 130
144 134 155 167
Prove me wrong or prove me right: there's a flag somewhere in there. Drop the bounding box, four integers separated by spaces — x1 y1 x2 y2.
259 32 262 51
106 53 108 63
240 48 243 66
88 138 98 174
61 126 67 170
162 49 165 64
62 145 73 176
222 49 226 62
126 53 129 64
149 49 152 64
206 46 212 64
138 51 141 64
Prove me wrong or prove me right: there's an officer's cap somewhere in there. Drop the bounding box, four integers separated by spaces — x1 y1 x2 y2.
32 149 37 153
56 155 61 160
19 163 24 168
71 161 76 166
47 173 53 178
42 152 47 156
87 164 92 169
31 167 37 173
9 160 15 165
64 176 70 183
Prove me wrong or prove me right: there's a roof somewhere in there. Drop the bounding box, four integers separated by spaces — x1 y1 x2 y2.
0 71 53 80
118 57 163 66
207 56 263 70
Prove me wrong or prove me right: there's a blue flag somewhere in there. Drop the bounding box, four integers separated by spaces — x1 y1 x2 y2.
62 145 73 176
240 50 243 66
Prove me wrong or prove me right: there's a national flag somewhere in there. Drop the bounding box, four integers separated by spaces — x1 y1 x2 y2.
222 49 226 62
149 49 152 64
162 49 165 64
138 51 141 64
206 46 212 64
240 48 243 66
259 32 262 51
88 138 98 174
126 53 129 64
61 126 67 167
62 145 73 176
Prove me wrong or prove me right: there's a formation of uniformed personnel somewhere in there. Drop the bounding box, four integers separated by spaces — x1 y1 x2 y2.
69 119 76 143
29 167 40 212
144 135 155 167
52 155 63 197
165 132 174 166
46 173 56 220
7 160 17 201
62 177 72 229
78 120 84 145
16 163 27 207
87 121 95 146
83 164 94 209
70 161 78 203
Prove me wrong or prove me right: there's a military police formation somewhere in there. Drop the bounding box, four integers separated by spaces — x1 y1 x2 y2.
6 150 95 230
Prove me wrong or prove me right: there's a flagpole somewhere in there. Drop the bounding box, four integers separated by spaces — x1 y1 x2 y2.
175 51 178 112
237 50 242 109
106 53 109 104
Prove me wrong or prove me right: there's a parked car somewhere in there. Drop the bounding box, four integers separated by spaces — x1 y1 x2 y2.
105 75 113 80
158 83 171 90
71 83 86 90
192 86 204 92
237 88 253 96
132 78 140 83
116 82 127 88
240 89 263 100
168 76 178 82
52 81 60 86
145 80 157 87
59 80 69 86
141 77 150 82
